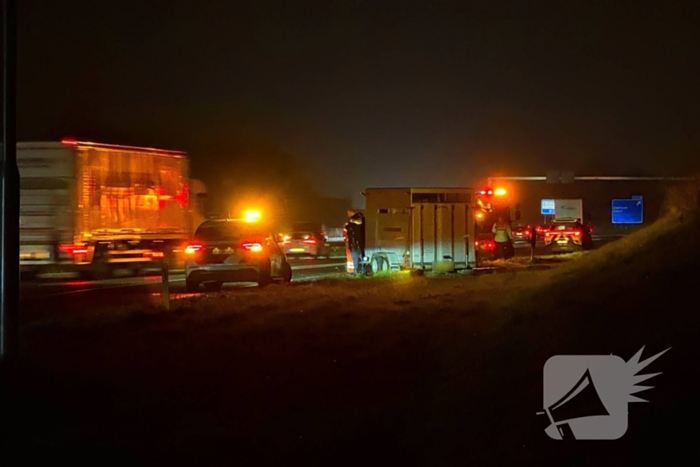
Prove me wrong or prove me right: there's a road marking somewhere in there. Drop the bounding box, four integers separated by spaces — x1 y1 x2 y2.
291 262 345 270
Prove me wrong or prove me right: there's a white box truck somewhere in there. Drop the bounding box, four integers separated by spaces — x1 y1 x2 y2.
18 140 206 279
362 187 476 272
553 199 583 221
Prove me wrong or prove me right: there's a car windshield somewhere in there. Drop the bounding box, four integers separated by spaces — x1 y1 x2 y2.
290 232 313 240
194 222 268 241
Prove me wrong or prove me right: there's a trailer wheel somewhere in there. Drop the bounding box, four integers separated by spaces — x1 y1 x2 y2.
372 256 387 273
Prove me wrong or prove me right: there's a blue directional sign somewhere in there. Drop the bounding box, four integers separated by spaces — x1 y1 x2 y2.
541 199 555 215
612 198 643 224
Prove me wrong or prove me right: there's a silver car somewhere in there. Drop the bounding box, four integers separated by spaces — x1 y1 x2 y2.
184 219 292 291
281 231 330 258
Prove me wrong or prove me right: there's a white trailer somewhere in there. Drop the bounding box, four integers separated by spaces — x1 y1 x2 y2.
362 187 476 273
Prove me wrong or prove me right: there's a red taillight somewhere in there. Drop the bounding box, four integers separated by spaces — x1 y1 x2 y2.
148 251 165 258
185 243 204 255
59 243 87 256
241 242 263 252
302 239 316 244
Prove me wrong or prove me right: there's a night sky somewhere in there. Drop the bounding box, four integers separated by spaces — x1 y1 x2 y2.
18 1 700 208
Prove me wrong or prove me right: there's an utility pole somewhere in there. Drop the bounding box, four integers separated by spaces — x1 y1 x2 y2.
1 0 20 364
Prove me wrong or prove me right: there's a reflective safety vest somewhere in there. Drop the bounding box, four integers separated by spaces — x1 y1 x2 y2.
492 223 512 242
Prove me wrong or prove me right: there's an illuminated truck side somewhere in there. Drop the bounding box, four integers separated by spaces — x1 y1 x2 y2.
362 187 476 273
18 140 205 279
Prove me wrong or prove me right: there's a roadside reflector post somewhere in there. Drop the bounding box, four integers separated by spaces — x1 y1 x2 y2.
161 252 170 310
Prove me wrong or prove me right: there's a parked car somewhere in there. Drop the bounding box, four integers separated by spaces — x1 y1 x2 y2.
184 218 292 291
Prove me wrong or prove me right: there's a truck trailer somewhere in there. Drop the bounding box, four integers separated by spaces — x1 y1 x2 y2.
18 140 205 278
361 187 476 273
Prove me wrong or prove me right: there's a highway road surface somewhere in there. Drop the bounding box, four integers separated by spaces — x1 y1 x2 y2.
19 236 622 312
19 257 347 311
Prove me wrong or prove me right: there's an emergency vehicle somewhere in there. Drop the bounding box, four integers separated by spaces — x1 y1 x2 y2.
542 219 593 252
472 186 522 263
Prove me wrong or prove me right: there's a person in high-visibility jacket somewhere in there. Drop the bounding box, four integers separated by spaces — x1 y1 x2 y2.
492 215 514 260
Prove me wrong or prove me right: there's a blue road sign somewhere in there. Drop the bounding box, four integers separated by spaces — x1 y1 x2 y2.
612 198 643 224
541 199 555 215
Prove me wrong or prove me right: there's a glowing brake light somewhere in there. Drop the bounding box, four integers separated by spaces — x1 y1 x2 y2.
302 239 316 244
185 243 204 254
59 243 87 255
242 242 263 252
493 188 507 196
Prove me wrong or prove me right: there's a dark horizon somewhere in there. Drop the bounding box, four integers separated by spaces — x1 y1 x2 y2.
16 1 700 208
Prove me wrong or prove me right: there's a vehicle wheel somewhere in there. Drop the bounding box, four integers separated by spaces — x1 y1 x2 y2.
203 281 223 292
185 277 200 292
257 260 272 287
90 247 112 280
371 256 386 273
280 261 292 283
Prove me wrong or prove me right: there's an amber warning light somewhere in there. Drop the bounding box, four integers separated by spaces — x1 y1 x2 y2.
477 188 506 196
244 210 261 222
